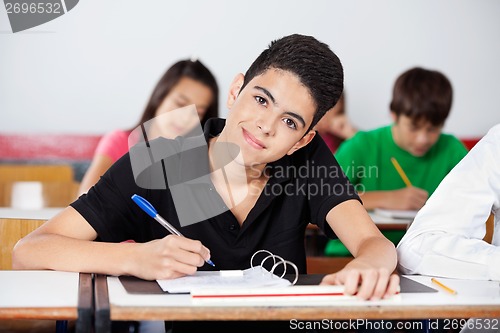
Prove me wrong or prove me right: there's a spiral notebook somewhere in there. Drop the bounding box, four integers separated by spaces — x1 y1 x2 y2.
154 250 401 303
158 266 292 293
157 250 299 294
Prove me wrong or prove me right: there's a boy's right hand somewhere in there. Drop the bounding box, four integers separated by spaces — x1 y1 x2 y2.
130 235 211 280
389 187 428 210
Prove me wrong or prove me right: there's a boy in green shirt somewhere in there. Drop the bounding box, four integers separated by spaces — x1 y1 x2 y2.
326 67 467 255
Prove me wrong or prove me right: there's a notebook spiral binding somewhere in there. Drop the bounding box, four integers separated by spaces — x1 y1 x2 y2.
250 249 299 285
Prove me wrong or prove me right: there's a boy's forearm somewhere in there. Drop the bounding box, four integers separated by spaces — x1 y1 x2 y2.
13 233 136 276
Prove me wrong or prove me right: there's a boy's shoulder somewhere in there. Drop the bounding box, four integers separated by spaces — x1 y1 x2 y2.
434 132 467 150
489 123 500 136
427 132 468 160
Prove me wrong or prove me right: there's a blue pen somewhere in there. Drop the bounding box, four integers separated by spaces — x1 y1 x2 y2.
131 194 215 267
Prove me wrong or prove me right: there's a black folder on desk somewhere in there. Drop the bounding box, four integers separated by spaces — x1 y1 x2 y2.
119 275 165 294
119 275 437 294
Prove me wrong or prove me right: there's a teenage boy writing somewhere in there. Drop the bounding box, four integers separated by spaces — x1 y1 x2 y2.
325 67 467 257
333 67 468 211
14 34 398 331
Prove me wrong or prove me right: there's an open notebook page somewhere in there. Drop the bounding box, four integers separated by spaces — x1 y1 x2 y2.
157 266 291 293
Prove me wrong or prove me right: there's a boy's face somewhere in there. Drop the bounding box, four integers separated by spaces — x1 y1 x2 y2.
391 114 443 157
220 68 317 167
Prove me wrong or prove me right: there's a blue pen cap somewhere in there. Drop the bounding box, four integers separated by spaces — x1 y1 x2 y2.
131 194 158 218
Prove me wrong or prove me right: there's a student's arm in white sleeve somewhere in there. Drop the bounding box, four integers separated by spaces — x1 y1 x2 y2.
397 124 500 280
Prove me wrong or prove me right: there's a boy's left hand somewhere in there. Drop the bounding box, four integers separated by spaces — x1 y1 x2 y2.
320 267 400 300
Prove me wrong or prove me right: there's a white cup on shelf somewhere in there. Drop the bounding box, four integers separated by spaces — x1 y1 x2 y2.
11 181 44 209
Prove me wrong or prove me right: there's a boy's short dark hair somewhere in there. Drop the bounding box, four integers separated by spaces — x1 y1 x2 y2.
390 67 453 126
241 34 344 130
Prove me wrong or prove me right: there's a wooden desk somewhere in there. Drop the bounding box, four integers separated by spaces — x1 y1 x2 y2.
0 271 93 333
94 274 500 332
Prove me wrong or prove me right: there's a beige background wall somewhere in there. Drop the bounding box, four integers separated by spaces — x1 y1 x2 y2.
1 0 499 137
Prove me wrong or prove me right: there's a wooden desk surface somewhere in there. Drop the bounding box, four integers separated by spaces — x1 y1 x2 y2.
107 304 500 321
96 274 500 323
0 271 93 333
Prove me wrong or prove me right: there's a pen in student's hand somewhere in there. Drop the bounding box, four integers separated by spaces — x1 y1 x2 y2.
131 194 215 267
431 278 457 295
390 157 413 187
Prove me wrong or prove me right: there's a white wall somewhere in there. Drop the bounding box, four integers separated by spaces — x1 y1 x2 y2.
1 0 499 137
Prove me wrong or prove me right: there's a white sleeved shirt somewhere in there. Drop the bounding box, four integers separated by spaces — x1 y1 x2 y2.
397 124 500 281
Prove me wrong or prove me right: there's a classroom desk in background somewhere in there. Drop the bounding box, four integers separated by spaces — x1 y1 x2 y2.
93 274 500 333
0 271 93 333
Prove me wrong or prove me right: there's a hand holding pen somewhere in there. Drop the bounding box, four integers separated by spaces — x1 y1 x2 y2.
132 194 215 268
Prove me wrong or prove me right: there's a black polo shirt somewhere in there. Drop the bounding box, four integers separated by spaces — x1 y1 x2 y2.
72 118 359 274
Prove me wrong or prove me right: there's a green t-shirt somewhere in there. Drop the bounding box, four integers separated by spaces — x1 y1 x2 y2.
335 125 468 196
324 125 468 257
